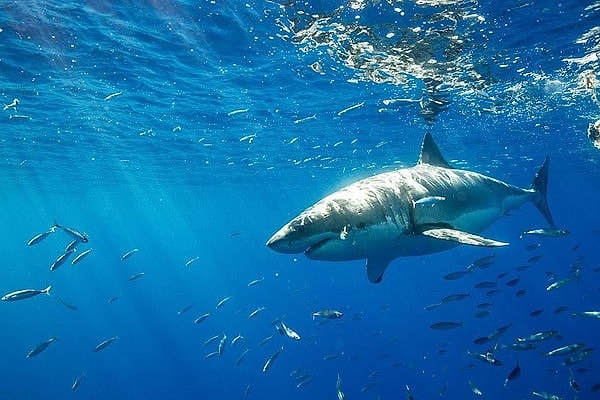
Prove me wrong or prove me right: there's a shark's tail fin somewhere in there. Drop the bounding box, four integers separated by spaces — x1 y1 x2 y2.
530 155 555 228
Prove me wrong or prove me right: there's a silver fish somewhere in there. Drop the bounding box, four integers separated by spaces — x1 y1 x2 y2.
53 222 89 243
521 228 569 238
93 336 118 352
71 372 85 391
262 346 284 372
218 333 227 356
26 337 58 358
194 313 211 324
312 309 343 320
247 277 265 287
281 321 301 340
216 296 232 309
27 228 56 246
50 249 76 271
248 306 266 319
121 248 139 261
128 272 145 281
2 285 52 301
71 248 94 265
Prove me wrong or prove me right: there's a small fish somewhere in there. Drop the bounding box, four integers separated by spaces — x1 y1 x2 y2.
515 288 527 297
93 336 118 352
475 311 491 318
424 302 442 311
572 310 600 319
413 195 446 207
2 285 52 301
544 343 585 357
468 254 496 270
184 256 199 267
477 302 494 309
474 281 497 289
505 342 537 351
71 372 85 391
468 380 483 396
506 277 520 287
487 322 512 340
248 306 266 319
467 349 503 366
56 297 79 311
128 272 145 281
71 248 94 265
247 277 265 287
203 335 220 346
104 91 122 101
504 362 521 386
216 296 232 309
528 255 543 263
405 384 415 400
231 334 244 346
50 249 76 271
121 248 139 261
591 381 600 392
337 101 364 116
27 228 56 246
259 335 274 346
280 321 301 340
26 337 58 358
473 336 491 345
177 303 194 315
443 270 471 280
107 296 120 304
430 321 463 330
312 309 343 320
336 373 345 400
204 351 219 360
546 277 573 291
218 333 227 356
568 369 580 393
236 349 250 366
53 222 88 243
194 313 211 324
521 228 569 238
262 346 284 372
529 309 544 317
441 293 470 303
518 330 558 342
65 240 79 253
532 390 564 400
563 348 594 365
553 306 570 314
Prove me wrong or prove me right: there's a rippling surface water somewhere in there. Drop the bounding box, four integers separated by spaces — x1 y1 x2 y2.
1 1 600 399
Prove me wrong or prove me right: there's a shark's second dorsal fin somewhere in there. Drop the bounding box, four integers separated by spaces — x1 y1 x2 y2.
417 132 452 168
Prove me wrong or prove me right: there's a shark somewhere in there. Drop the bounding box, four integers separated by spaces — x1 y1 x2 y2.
266 133 555 283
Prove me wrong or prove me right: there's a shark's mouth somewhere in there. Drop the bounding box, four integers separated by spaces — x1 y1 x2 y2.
304 238 331 256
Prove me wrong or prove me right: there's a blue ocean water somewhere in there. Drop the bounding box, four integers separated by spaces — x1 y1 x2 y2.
1 0 600 398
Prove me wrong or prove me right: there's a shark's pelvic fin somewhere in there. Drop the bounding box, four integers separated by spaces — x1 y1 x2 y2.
530 155 555 228
366 258 391 284
417 132 453 169
421 228 509 247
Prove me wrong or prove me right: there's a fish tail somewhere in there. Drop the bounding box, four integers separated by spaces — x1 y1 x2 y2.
43 285 52 295
530 155 555 228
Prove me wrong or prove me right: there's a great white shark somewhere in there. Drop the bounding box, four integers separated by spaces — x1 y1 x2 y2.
266 133 555 283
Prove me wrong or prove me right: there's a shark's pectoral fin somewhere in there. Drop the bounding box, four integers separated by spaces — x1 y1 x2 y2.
366 258 391 284
421 228 509 247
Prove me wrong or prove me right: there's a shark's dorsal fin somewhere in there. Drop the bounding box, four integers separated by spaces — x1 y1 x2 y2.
417 132 452 168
